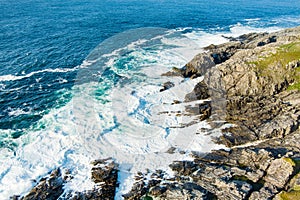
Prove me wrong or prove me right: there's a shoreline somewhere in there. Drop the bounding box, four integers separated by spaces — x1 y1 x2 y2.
12 26 300 200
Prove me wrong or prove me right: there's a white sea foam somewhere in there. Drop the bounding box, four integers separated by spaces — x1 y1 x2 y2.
245 18 261 22
183 23 284 49
227 23 282 37
272 15 300 25
0 83 5 90
7 107 31 117
183 30 229 47
58 77 68 84
0 60 93 82
0 24 282 199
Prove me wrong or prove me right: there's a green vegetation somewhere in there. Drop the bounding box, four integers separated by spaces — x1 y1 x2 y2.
279 158 300 200
232 175 249 182
293 184 300 191
280 190 300 200
288 66 300 91
142 195 153 200
277 42 300 65
292 159 300 174
283 157 296 167
252 42 300 71
249 42 300 91
289 159 300 191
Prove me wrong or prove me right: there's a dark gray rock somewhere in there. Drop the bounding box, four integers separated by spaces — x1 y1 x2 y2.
20 168 65 200
185 81 210 102
160 81 175 92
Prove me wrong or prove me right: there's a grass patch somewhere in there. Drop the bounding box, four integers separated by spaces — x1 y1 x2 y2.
294 184 300 191
279 159 300 200
288 82 300 91
278 42 300 64
257 42 300 72
287 67 300 91
249 42 300 90
283 157 296 167
280 190 300 200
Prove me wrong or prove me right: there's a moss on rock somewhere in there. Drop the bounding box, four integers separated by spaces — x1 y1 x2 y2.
249 41 300 91
280 190 300 200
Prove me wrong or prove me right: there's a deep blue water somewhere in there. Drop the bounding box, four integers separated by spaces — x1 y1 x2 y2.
1 0 300 136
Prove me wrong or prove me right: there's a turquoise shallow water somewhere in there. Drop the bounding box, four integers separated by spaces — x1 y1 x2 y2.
1 0 300 198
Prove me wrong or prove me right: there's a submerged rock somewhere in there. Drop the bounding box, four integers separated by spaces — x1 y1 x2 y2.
160 81 175 92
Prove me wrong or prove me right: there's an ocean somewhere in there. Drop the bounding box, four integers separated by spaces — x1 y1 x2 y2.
1 0 300 199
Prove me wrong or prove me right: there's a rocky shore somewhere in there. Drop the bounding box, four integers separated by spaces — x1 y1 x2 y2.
14 26 300 199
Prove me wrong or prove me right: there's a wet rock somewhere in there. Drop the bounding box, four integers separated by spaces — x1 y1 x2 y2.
123 181 147 200
21 168 65 200
236 32 268 42
198 102 212 121
125 27 300 200
257 35 277 46
166 146 176 154
60 158 119 200
91 158 118 185
160 81 175 92
184 102 212 121
205 42 241 64
182 53 215 78
185 81 210 102
83 158 118 200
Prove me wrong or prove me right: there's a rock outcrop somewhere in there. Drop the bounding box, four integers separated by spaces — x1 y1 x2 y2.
123 130 300 199
16 168 67 200
123 26 300 199
16 158 118 200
